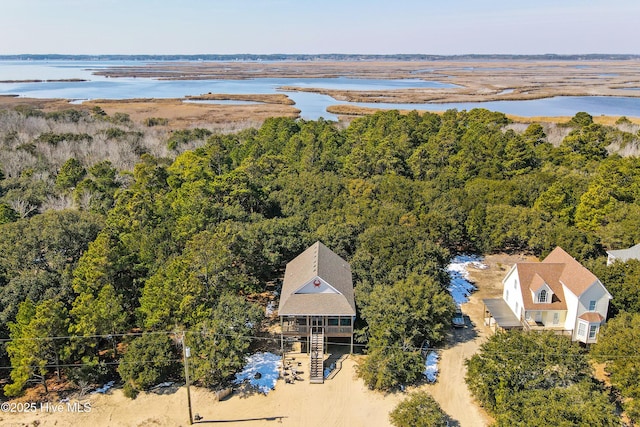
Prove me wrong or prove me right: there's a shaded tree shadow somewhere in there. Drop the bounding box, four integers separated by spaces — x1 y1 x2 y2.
194 415 287 424
324 344 350 380
149 383 181 396
441 315 479 350
232 381 272 399
445 416 462 427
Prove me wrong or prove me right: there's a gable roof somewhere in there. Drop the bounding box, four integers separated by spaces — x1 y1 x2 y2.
513 247 601 310
278 241 356 316
515 262 567 310
543 247 600 296
529 273 550 293
606 243 640 263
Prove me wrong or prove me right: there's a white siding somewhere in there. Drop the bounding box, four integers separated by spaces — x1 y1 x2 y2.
568 280 611 342
502 266 524 320
577 281 610 321
296 277 340 294
562 284 579 338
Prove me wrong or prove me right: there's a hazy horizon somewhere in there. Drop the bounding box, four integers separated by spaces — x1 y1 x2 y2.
1 53 639 58
1 0 639 56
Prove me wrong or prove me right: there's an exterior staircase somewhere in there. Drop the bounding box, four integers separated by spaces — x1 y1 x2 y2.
310 327 324 384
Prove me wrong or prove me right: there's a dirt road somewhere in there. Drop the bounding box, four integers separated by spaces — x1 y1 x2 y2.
422 253 536 427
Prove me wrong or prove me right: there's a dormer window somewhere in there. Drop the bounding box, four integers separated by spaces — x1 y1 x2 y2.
538 289 547 303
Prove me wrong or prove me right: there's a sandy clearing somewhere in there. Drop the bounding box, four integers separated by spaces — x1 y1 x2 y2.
2 355 405 427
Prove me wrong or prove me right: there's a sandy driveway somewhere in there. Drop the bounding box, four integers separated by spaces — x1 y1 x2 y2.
2 254 531 427
423 253 534 427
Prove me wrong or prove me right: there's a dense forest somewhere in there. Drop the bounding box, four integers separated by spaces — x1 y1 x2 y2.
1 106 640 421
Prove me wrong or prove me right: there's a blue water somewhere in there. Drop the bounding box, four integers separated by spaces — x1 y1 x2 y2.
1 60 640 121
353 96 640 119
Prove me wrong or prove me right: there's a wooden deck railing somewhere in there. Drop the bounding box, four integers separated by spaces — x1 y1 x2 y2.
282 324 352 336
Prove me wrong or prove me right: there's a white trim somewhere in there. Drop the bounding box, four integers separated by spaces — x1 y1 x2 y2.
538 289 548 303
577 320 587 337
293 276 341 295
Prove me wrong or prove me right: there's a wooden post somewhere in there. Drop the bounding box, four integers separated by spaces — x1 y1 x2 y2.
306 315 310 354
350 323 354 354
182 334 193 425
280 317 285 363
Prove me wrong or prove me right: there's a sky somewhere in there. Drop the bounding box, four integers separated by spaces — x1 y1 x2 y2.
1 0 639 55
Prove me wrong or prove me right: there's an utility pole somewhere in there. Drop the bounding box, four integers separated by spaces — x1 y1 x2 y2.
182 333 193 425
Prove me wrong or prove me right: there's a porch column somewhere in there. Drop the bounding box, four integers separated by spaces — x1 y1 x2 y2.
323 316 327 354
350 323 354 354
280 317 284 362
306 315 310 354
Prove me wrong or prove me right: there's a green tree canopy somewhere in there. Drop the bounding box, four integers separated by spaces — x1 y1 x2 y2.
187 293 262 387
356 273 455 391
465 331 591 413
55 158 86 190
4 299 68 397
591 312 640 423
118 332 180 398
390 392 448 427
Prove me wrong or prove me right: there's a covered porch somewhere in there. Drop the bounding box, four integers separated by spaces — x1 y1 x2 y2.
483 298 523 332
281 315 354 338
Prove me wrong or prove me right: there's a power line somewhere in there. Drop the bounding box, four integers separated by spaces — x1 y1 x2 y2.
0 328 639 373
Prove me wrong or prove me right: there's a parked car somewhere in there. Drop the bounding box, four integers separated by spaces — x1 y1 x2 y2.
452 307 465 328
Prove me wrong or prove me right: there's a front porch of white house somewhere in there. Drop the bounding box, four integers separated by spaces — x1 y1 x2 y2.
521 310 571 336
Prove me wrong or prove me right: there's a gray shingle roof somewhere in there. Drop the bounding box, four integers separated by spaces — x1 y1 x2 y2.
278 241 356 316
483 298 522 329
607 243 640 263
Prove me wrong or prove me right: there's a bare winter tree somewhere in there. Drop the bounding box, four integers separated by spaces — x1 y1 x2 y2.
7 199 38 218
40 194 74 212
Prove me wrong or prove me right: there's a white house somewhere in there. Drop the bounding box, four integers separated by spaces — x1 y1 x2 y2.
485 247 612 344
606 243 640 265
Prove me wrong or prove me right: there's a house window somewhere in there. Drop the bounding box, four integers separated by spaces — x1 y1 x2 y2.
589 324 598 339
539 289 547 303
514 280 517 289
515 302 519 315
589 300 597 311
505 290 509 301
553 312 559 325
578 322 586 337
328 318 339 326
340 318 351 326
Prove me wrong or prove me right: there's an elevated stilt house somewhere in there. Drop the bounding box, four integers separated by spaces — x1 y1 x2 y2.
278 241 356 383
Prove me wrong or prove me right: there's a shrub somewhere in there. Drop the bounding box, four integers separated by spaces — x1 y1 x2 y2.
117 333 180 398
144 117 169 127
390 392 448 427
167 128 212 150
35 132 93 145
